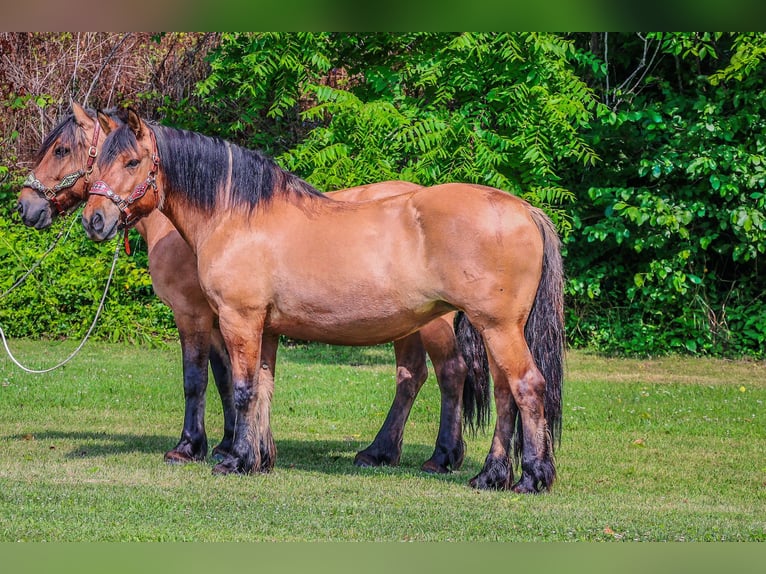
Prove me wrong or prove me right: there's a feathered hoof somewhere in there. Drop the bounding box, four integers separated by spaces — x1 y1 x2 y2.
511 478 541 494
469 456 513 490
211 442 233 462
510 471 552 494
212 455 249 475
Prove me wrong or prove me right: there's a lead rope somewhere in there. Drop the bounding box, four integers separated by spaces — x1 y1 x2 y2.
0 213 81 299
0 239 120 374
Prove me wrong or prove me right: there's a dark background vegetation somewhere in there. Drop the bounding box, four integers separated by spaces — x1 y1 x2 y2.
1 32 764 357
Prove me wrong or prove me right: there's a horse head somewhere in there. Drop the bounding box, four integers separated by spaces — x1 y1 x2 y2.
16 102 113 229
82 108 162 242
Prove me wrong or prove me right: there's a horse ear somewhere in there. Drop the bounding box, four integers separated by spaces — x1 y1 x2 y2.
126 108 143 139
71 102 92 127
97 110 119 135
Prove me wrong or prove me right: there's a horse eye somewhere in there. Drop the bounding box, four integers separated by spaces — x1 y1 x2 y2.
126 159 140 168
54 146 70 158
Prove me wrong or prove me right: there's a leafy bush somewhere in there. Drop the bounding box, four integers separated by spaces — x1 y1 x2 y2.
165 33 600 231
564 33 766 357
0 186 176 343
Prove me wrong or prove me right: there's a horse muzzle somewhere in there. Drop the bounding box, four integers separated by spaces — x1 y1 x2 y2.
81 205 119 242
16 191 53 230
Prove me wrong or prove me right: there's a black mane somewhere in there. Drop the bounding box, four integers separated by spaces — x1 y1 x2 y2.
35 107 126 165
98 123 324 211
34 114 84 165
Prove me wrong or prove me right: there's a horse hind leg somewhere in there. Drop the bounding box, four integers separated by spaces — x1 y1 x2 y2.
420 316 468 474
470 326 554 493
468 363 516 490
354 333 429 468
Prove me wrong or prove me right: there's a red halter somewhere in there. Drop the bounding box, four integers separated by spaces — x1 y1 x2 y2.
90 127 160 254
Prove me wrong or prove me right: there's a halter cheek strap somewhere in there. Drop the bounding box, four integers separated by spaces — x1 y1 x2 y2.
89 128 161 254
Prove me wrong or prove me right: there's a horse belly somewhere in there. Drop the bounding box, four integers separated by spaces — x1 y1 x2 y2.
265 293 453 346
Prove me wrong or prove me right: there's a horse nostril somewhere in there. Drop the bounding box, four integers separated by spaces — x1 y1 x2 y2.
15 201 24 217
91 212 104 233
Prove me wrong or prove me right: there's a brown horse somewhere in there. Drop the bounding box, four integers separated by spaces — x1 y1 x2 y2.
16 104 490 473
80 109 564 492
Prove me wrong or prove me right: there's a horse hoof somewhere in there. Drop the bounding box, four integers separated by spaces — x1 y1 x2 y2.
211 444 233 462
212 458 243 475
421 459 450 474
511 473 549 494
354 450 398 467
353 452 380 467
468 468 513 490
469 476 510 490
511 481 539 494
164 449 202 464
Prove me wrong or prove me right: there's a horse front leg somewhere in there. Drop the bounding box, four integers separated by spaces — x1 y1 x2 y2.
209 327 235 461
213 312 277 475
164 328 212 463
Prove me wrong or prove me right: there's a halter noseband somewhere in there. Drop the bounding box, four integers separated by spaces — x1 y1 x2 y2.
23 119 100 216
90 126 161 232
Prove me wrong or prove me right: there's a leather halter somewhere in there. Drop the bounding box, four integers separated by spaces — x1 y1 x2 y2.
22 119 100 215
89 127 161 253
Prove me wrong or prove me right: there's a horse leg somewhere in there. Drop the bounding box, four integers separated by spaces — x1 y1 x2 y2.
420 317 468 474
470 325 554 492
354 333 428 468
209 327 235 461
213 312 277 475
164 328 211 463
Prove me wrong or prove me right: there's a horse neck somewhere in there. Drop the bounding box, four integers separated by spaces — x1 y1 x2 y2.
156 185 221 254
133 210 178 251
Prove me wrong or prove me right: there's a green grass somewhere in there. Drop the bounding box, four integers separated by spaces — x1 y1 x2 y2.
0 340 764 541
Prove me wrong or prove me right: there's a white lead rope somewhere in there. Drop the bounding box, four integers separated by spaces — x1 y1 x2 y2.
0 239 120 374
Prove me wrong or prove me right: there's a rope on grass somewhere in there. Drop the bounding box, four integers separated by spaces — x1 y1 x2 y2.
0 239 120 373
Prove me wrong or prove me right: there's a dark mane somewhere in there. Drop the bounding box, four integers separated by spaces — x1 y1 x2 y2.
34 114 85 165
34 107 127 165
98 123 324 211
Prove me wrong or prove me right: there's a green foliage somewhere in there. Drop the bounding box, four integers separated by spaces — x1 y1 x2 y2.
173 32 333 155
565 33 766 357
0 192 176 343
709 32 766 84
163 33 599 232
281 33 599 232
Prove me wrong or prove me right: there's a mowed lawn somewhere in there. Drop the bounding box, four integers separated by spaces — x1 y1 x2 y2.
0 339 764 541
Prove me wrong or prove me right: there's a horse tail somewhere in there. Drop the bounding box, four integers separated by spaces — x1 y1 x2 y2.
518 207 565 460
454 311 491 434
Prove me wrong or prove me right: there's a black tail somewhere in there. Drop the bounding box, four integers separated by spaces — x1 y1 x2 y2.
517 207 565 461
454 311 491 434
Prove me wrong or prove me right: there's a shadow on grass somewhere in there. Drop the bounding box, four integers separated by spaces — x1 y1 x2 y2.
8 430 176 459
273 438 475 485
6 430 475 484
